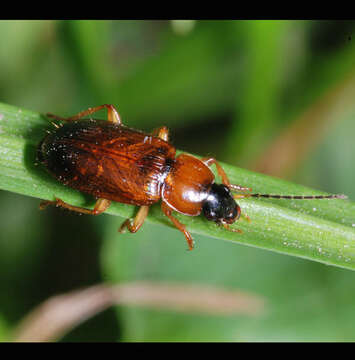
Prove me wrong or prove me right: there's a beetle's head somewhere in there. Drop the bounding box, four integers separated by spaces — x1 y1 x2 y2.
202 183 241 225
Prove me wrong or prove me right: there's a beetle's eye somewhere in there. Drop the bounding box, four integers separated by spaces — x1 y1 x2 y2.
202 183 240 224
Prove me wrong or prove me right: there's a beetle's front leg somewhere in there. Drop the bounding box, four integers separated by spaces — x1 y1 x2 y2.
161 202 194 250
202 157 252 192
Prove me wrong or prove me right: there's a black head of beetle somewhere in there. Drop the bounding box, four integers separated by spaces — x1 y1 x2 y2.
202 183 241 225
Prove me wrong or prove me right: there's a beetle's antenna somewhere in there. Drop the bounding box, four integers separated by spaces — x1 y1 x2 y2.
234 193 348 200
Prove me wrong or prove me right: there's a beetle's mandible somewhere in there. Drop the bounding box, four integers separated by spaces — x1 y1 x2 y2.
37 104 347 250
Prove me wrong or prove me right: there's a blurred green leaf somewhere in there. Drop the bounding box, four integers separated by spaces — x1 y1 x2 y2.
226 20 290 164
59 20 242 129
101 220 355 341
0 315 10 341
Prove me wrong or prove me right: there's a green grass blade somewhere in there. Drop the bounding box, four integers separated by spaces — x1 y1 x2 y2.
0 102 354 270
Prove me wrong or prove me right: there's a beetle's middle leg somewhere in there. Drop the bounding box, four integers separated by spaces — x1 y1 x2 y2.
39 197 111 215
47 104 122 125
202 157 252 192
152 126 169 142
118 205 150 234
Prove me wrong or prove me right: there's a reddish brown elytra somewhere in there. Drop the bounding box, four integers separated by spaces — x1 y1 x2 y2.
37 104 347 250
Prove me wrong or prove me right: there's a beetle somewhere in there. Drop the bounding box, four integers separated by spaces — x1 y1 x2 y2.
37 104 347 250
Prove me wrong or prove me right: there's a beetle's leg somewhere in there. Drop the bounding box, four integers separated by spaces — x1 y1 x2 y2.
118 205 150 233
202 157 232 186
202 157 252 192
161 202 194 251
152 126 169 142
39 197 111 215
221 222 243 234
241 212 251 223
47 104 122 125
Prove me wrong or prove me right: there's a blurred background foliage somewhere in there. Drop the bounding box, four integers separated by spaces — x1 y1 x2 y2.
1 20 355 341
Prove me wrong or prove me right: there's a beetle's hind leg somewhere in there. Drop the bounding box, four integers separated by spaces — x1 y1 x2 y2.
40 197 111 215
119 205 150 234
47 104 122 125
